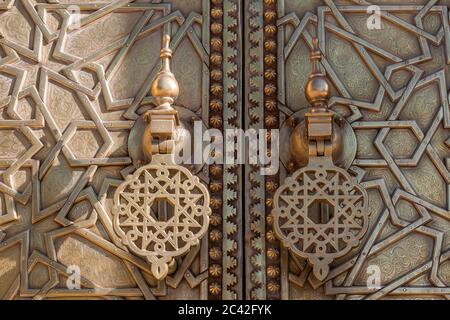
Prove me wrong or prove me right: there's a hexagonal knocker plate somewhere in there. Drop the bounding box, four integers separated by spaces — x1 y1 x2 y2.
272 157 369 281
112 155 211 280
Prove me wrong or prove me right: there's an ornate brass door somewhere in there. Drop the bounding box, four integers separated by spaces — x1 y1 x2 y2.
244 0 450 300
0 0 450 300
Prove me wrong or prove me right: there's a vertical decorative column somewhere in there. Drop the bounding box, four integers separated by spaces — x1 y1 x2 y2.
262 0 281 300
222 0 242 300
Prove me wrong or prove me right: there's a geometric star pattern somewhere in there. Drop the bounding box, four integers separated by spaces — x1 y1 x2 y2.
113 162 211 281
275 0 450 300
272 159 369 281
4 0 450 301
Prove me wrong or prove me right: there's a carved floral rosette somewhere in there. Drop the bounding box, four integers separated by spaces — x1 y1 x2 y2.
272 161 370 280
113 160 211 280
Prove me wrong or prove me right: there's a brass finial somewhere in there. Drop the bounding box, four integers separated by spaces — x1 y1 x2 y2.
305 38 330 110
151 35 179 109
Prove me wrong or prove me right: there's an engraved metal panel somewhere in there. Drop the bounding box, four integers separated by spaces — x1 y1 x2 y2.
0 0 243 300
244 0 450 300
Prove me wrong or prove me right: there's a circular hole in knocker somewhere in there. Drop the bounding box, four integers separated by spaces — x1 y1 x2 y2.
307 199 335 225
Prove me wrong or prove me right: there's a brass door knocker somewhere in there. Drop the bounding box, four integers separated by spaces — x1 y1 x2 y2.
272 39 370 281
112 35 211 280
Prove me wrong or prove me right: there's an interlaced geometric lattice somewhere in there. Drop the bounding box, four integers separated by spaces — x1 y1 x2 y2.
113 163 211 280
269 0 450 300
0 0 216 300
273 161 369 281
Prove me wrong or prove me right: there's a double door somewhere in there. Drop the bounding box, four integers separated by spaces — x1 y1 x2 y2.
0 0 449 300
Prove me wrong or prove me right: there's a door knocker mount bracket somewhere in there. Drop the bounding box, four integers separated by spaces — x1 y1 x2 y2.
272 39 370 281
112 35 211 280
